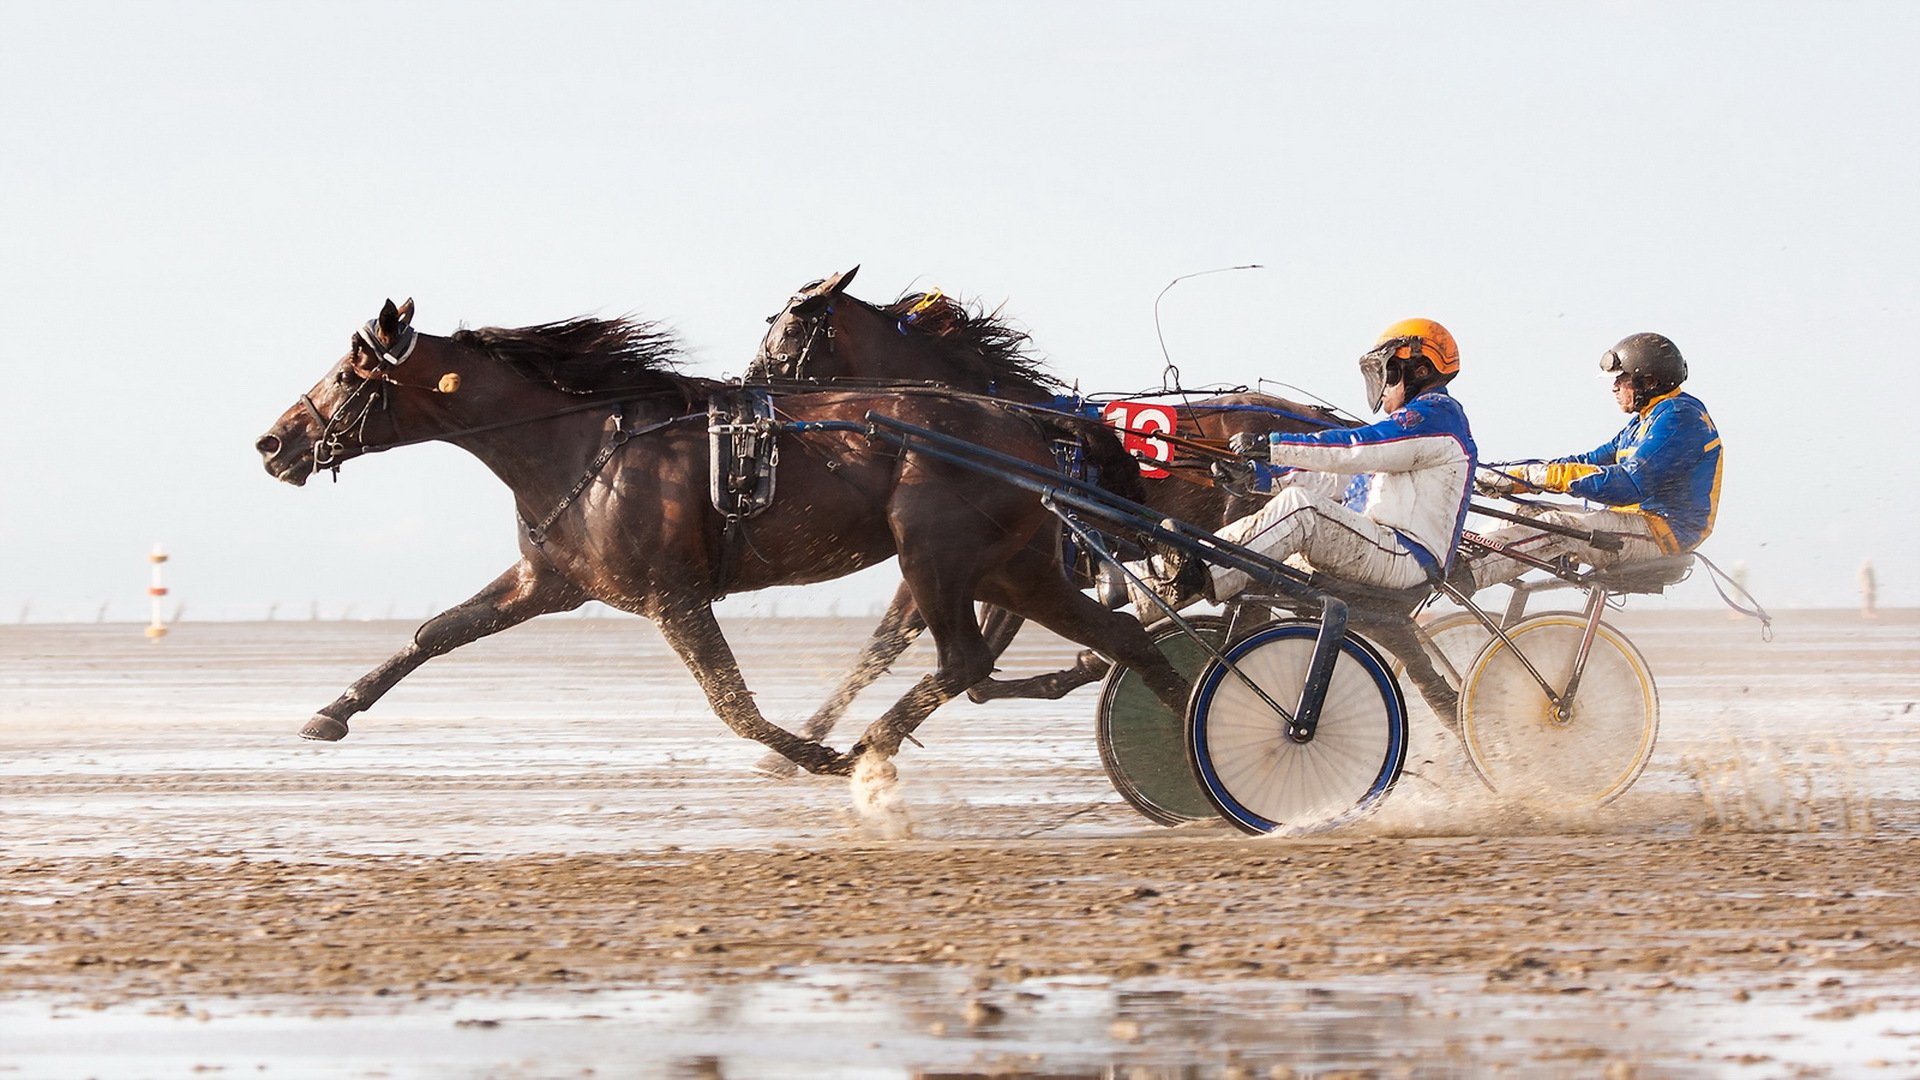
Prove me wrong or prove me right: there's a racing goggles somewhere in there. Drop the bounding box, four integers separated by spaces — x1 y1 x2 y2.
1357 339 1413 414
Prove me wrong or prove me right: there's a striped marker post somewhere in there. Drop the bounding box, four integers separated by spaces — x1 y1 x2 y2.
146 544 169 641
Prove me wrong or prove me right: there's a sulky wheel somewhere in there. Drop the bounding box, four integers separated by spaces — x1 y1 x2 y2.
1392 609 1585 697
1186 621 1408 834
1095 615 1229 825
1457 612 1659 808
1393 610 1491 693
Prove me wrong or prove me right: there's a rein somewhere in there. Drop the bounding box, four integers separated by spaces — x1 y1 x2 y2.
302 382 661 467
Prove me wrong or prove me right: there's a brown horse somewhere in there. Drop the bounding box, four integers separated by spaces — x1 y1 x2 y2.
255 299 1191 773
744 268 1350 764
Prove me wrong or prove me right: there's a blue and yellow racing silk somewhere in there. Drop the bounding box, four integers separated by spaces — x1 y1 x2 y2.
1537 389 1722 552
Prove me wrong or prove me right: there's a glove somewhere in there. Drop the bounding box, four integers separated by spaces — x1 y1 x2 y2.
1482 463 1557 493
1210 457 1254 486
1474 470 1517 496
1511 463 1554 491
1227 431 1272 457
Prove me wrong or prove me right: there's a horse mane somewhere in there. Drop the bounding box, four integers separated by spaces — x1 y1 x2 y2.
876 292 1063 396
451 316 688 396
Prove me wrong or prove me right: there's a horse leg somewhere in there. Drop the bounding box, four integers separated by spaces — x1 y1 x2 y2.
843 549 1004 762
974 546 1192 716
966 650 1112 702
966 575 1129 703
654 600 844 775
301 559 586 741
753 581 928 777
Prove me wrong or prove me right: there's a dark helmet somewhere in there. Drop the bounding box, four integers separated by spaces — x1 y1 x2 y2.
1599 333 1687 390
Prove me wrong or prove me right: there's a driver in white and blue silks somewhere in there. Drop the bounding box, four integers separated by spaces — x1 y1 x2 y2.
1131 319 1478 609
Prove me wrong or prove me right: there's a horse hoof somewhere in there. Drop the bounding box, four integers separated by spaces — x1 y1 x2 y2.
752 751 801 779
300 715 350 742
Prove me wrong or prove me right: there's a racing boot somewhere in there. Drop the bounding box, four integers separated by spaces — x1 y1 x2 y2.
1125 551 1210 621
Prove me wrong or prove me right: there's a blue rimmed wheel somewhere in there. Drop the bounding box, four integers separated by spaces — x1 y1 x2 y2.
1186 621 1408 834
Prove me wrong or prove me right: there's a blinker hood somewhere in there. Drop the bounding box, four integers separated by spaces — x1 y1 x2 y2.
356 320 418 367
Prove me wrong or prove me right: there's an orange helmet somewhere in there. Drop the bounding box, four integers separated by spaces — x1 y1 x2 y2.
1360 318 1459 413
1375 318 1460 377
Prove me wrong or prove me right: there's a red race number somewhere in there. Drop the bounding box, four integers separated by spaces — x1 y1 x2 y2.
1101 401 1178 479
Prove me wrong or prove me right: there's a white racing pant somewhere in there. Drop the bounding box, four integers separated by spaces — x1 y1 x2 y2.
1206 487 1434 601
1469 507 1669 590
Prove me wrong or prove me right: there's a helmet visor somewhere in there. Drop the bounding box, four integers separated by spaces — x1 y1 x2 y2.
1358 341 1405 414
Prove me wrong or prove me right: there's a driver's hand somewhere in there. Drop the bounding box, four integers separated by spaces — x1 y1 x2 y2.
1475 470 1518 496
1227 431 1271 457
1511 464 1554 490
1211 457 1254 486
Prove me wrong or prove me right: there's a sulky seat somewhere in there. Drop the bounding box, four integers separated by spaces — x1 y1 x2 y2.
1585 554 1695 595
1303 573 1435 619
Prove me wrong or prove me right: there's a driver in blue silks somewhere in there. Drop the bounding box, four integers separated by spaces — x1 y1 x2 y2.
1471 332 1721 587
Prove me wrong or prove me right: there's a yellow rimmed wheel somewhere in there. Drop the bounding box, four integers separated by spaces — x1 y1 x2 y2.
1458 612 1659 807
1394 610 1493 693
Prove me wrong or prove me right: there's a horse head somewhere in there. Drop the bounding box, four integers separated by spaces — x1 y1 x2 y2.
749 266 861 380
255 298 484 485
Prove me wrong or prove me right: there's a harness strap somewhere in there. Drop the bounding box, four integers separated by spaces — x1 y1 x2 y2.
522 407 702 547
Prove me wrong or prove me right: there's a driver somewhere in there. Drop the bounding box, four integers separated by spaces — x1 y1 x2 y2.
1131 318 1477 609
1470 332 1721 588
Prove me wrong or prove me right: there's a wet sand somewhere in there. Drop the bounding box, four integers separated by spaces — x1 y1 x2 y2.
3 610 1918 1076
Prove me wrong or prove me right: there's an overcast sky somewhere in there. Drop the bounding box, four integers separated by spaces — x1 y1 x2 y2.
2 1 1914 621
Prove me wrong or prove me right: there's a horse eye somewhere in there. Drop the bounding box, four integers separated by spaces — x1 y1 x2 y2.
336 371 353 385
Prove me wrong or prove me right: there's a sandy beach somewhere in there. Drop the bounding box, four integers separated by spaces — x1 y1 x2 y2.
3 609 1916 1077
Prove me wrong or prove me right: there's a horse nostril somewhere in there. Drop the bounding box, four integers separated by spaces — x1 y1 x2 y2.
256 434 281 456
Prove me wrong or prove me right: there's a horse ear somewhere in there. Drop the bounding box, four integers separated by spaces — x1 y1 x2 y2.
378 299 402 341
822 265 859 297
397 298 415 326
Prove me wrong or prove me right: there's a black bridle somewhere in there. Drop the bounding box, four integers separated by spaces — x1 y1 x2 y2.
302 359 389 472
302 319 434 471
751 289 835 380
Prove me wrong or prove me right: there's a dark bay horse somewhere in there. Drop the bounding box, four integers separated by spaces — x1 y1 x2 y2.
744 268 1348 764
255 299 1191 773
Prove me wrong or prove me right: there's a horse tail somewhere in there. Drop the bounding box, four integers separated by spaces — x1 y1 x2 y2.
1033 411 1146 506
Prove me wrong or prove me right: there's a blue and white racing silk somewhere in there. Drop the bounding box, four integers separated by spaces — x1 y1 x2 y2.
1264 387 1478 573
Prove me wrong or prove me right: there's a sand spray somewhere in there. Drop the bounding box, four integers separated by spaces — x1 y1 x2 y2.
851 754 914 839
